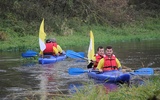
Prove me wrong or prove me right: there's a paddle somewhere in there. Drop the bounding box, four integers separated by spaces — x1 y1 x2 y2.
22 50 83 58
68 67 99 75
21 50 38 58
66 50 88 60
77 52 85 57
130 68 154 75
68 67 154 75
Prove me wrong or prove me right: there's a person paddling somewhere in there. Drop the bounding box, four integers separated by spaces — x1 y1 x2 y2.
39 39 59 56
96 46 122 72
50 38 64 55
87 46 105 69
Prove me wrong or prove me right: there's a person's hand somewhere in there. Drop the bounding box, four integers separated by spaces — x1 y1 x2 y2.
94 68 103 74
99 69 103 72
95 68 103 72
56 53 60 56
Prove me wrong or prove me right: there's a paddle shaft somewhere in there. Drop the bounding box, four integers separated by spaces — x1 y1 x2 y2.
68 67 100 75
69 67 153 76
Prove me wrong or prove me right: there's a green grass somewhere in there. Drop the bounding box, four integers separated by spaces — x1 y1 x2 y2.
59 76 160 100
0 18 160 52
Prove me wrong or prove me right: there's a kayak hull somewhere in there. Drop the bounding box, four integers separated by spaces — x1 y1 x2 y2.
38 54 66 64
88 70 130 83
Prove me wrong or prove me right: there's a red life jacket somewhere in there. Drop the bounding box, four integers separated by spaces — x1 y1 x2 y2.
52 42 57 48
103 54 118 71
43 43 54 54
93 54 105 69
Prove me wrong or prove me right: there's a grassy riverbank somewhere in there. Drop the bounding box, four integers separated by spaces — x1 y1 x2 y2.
0 18 160 52
58 76 160 100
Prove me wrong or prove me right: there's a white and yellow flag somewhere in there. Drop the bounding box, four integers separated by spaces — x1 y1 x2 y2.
39 18 46 51
87 30 95 62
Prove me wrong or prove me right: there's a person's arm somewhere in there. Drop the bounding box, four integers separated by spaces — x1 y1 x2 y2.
96 58 104 72
53 47 59 55
57 45 63 53
116 58 122 70
39 51 43 55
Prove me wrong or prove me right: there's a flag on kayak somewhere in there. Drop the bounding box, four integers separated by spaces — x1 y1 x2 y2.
87 30 95 62
39 18 46 51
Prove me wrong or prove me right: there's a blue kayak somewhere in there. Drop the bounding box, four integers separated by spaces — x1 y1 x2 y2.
38 54 66 64
88 70 130 83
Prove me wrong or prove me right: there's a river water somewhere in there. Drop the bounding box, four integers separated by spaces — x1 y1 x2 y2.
0 40 160 99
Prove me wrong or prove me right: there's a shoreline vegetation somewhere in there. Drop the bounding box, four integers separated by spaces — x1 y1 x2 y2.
0 0 160 52
0 18 160 52
63 75 160 100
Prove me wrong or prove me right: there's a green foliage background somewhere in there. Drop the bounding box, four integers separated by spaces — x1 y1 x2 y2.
0 0 160 34
0 0 160 51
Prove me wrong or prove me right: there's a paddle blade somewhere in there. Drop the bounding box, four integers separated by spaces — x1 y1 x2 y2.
133 68 154 75
66 50 85 59
77 52 85 57
21 50 38 58
68 68 88 75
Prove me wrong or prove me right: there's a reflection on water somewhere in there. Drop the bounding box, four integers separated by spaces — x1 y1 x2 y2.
1 60 89 99
0 40 160 99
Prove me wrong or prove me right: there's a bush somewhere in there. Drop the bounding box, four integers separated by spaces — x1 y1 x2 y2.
0 0 159 36
0 31 7 41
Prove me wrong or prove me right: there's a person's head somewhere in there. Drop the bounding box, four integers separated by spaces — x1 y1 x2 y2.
105 46 113 56
50 38 56 43
97 46 104 56
46 39 51 43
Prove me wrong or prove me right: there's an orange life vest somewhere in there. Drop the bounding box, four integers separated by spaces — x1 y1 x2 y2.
52 42 57 48
43 43 54 55
103 54 118 71
93 54 105 69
